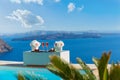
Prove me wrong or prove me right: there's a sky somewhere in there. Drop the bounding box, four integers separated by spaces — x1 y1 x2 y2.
0 0 120 34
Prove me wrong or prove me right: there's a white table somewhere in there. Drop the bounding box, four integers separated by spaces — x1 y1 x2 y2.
23 50 70 66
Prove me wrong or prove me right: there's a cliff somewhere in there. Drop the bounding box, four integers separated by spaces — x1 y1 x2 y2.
0 39 12 53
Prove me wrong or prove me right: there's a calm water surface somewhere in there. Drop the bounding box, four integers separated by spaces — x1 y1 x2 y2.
0 34 120 63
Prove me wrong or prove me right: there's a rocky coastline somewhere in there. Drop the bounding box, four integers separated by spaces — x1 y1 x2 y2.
0 39 12 53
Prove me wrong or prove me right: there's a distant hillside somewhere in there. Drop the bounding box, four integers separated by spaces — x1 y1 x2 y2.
0 39 12 53
11 31 101 41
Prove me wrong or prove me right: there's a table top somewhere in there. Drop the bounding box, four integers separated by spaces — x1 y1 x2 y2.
24 50 69 53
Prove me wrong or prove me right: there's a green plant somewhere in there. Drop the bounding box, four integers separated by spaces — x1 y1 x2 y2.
47 55 85 80
18 73 25 80
93 52 120 80
17 71 47 80
47 52 120 80
77 58 97 80
47 55 97 80
93 52 111 80
109 62 120 80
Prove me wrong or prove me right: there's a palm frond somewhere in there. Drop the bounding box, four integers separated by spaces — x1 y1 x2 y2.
17 72 47 80
77 58 97 80
47 55 84 80
92 52 111 80
18 73 25 80
110 62 120 80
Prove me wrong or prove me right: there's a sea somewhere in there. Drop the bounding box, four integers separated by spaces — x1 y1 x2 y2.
0 34 120 64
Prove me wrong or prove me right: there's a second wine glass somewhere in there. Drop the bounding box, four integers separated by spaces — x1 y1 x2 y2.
46 42 49 52
42 42 44 51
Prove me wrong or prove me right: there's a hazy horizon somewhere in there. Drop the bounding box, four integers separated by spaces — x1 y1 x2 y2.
0 0 120 34
1 29 120 35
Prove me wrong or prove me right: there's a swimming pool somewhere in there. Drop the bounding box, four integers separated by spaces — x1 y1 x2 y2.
0 66 61 80
0 66 86 80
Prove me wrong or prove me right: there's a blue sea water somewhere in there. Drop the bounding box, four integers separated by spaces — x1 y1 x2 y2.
0 34 120 63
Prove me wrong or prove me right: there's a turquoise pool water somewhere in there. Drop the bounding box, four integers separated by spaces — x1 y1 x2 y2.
0 66 86 80
0 66 61 80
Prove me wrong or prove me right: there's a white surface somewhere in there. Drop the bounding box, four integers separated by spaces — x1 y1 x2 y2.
23 50 70 65
60 51 70 63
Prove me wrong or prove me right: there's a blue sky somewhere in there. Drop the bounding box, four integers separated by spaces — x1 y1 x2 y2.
0 0 120 33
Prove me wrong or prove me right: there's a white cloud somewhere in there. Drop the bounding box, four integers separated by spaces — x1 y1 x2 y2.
6 9 44 28
10 0 21 4
54 0 60 3
78 5 84 12
68 3 75 13
24 0 43 5
10 0 43 5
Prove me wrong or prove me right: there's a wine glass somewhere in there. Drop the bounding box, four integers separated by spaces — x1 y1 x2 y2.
46 42 49 51
42 42 44 51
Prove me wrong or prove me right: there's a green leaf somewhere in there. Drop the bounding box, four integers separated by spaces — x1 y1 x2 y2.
47 55 84 80
18 73 25 80
77 57 97 80
92 52 111 80
110 63 120 80
17 72 47 80
92 57 100 67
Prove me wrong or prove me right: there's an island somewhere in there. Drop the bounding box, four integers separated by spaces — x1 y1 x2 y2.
0 39 12 53
12 32 101 41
